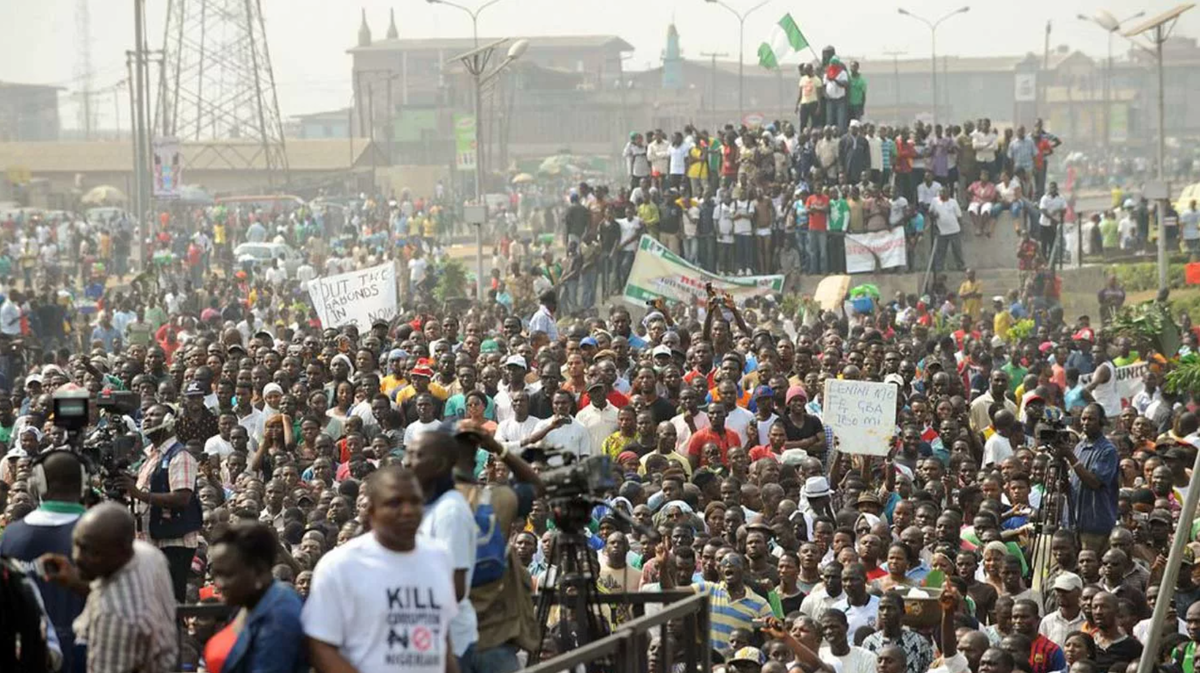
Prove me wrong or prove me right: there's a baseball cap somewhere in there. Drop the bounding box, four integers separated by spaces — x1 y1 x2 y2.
4 447 27 460
991 335 1005 349
586 379 606 392
388 349 405 361
753 385 774 400
1072 328 1095 342
652 344 673 358
730 647 766 666
580 336 599 348
1051 572 1083 592
503 354 528 370
1149 509 1173 525
24 373 43 386
480 339 500 354
184 380 207 397
410 364 434 378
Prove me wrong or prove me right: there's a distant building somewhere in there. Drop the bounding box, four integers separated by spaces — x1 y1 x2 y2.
0 82 62 142
293 108 353 139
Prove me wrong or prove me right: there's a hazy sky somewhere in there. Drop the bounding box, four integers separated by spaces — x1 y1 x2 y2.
2 0 1197 130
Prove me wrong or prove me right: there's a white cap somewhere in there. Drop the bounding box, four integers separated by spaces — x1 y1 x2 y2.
503 354 528 370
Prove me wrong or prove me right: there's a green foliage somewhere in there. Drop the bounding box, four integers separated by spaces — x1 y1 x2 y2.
1109 300 1181 356
1110 262 1189 293
1165 353 1200 395
434 258 468 304
1007 319 1035 344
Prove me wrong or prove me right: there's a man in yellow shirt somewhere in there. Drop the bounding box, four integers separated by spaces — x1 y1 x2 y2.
380 349 408 398
958 268 982 321
686 141 708 200
992 296 1012 340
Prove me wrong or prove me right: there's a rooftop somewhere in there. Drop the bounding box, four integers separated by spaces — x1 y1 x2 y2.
0 138 376 173
348 34 634 54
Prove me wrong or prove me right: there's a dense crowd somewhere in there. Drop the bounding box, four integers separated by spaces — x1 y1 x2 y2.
2 52 1200 673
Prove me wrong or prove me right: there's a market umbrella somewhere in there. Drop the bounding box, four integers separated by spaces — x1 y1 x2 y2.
177 184 214 205
511 173 535 184
80 185 128 206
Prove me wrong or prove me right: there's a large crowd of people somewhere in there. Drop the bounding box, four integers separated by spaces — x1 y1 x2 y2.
1 51 1200 673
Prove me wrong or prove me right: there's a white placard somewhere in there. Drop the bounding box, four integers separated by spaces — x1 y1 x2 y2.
823 379 899 456
308 262 398 331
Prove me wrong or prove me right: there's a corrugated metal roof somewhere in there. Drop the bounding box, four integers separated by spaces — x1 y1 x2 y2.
0 139 375 173
349 34 634 53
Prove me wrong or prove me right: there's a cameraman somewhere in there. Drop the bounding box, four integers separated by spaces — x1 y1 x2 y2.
115 403 201 601
1059 403 1118 552
454 421 545 673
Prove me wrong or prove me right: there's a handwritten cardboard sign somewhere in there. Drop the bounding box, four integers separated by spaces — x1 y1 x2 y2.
309 262 398 331
823 379 899 456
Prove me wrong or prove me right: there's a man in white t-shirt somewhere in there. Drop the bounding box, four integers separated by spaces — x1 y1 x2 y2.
409 249 430 289
1182 199 1200 253
302 465 459 673
930 190 965 273
408 431 479 663
1037 181 1067 259
818 609 876 673
983 410 1017 467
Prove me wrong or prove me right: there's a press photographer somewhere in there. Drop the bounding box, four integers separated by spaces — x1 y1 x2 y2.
1057 403 1119 552
114 403 202 602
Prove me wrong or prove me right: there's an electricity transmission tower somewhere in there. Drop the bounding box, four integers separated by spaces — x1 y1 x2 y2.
75 0 94 138
157 0 289 186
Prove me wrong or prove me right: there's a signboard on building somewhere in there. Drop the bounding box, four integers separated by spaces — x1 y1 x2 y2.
454 114 477 171
151 137 182 200
1014 73 1037 102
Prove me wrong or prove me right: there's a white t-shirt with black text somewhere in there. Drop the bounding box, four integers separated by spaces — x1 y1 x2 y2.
418 489 478 657
301 532 459 673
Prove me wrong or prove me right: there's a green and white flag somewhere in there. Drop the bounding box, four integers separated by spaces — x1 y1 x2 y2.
757 13 808 69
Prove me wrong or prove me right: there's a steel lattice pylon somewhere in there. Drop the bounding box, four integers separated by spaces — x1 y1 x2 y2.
157 0 288 186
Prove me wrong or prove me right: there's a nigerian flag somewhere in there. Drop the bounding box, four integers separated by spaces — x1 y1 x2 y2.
757 14 808 69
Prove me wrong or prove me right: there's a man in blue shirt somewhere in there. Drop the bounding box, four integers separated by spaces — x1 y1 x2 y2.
0 451 87 673
1061 403 1118 552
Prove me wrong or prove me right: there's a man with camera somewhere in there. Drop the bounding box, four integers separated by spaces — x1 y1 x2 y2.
115 403 202 601
1058 403 1118 552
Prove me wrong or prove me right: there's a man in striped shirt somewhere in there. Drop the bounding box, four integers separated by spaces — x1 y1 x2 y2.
40 503 178 673
687 553 773 657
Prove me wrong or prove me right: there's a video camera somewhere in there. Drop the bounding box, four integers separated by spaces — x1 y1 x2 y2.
534 451 616 534
1035 416 1074 447
53 386 141 502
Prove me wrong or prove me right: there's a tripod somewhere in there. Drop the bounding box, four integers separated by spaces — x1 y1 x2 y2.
532 529 611 664
1028 445 1074 594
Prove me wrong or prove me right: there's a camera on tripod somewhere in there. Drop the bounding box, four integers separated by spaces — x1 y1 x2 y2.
537 452 616 533
1035 417 1073 447
53 386 141 502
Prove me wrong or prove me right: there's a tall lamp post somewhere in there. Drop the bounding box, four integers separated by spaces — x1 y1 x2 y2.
426 0 503 47
428 0 505 188
1077 10 1145 149
448 38 529 300
703 0 771 122
1122 4 1192 297
897 5 969 127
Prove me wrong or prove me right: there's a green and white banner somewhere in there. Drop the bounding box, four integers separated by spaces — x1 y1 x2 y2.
622 235 784 308
758 14 809 69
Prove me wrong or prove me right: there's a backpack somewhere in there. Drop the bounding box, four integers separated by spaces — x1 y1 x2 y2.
0 557 49 673
466 485 508 588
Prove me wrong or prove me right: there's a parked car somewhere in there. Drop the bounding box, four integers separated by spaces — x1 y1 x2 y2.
233 241 303 277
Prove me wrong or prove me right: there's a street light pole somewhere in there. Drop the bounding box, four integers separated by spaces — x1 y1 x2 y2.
428 0 503 190
897 6 969 127
448 38 528 301
1077 12 1145 150
704 0 771 122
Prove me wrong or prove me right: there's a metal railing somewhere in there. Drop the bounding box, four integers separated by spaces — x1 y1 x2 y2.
523 590 711 673
174 590 712 673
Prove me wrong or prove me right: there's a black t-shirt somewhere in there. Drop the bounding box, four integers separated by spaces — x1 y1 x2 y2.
565 204 590 238
645 396 676 425
659 202 682 235
600 219 621 252
782 413 823 441
1095 636 1142 672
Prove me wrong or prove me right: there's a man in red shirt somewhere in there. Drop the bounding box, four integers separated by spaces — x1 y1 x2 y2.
686 405 741 469
805 179 830 275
